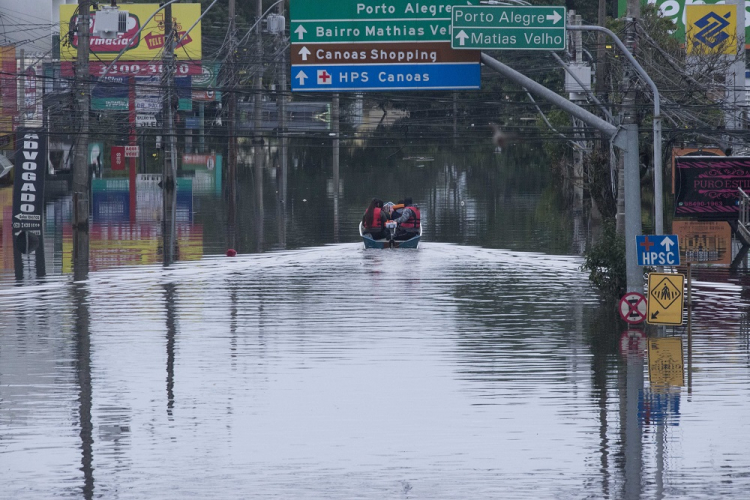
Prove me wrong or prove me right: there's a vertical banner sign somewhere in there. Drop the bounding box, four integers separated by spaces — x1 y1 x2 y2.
12 128 47 237
111 146 126 170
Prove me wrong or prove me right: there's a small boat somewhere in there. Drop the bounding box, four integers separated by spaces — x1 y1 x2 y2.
359 220 422 249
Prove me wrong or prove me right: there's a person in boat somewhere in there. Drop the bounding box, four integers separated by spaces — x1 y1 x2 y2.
382 201 395 219
392 197 420 240
362 198 388 239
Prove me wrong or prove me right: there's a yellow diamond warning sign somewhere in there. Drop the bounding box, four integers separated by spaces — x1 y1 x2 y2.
647 273 685 325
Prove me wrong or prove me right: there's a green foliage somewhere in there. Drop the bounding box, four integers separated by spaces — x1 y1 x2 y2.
581 220 626 300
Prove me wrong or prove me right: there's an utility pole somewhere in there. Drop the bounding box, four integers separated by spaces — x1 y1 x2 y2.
227 0 237 218
73 0 91 280
252 0 264 146
162 1 177 265
277 0 288 206
727 0 746 151
617 0 641 236
332 93 340 242
622 0 643 288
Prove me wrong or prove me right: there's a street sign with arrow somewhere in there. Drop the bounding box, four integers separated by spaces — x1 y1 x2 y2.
636 235 680 266
647 273 685 325
451 5 566 50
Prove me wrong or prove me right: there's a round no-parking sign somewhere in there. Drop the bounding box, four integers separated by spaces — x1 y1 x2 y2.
618 292 647 324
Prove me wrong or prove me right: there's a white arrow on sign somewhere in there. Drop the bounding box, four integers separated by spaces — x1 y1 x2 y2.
14 214 40 220
546 11 562 24
661 237 675 252
294 25 307 40
295 71 308 86
299 46 311 61
455 30 469 46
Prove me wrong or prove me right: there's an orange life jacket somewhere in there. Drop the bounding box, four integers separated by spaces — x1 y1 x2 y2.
366 207 384 230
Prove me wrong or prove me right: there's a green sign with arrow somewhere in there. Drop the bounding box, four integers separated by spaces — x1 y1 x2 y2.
451 6 566 50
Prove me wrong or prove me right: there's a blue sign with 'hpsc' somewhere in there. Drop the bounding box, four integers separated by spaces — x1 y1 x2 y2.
636 235 680 266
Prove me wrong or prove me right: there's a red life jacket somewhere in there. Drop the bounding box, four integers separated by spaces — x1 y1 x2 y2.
400 206 420 229
366 207 384 230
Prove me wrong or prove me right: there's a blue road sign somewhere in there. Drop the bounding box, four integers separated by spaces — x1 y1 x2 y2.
290 63 480 92
636 235 680 266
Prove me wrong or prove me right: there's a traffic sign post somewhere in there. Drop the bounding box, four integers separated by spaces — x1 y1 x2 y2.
647 273 685 325
290 0 480 92
636 235 680 266
619 292 648 324
451 6 566 50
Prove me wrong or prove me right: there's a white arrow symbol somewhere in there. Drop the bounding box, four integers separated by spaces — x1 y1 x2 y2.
455 30 469 46
294 25 307 40
299 46 311 61
295 70 308 86
546 11 562 24
661 236 675 252
14 214 40 220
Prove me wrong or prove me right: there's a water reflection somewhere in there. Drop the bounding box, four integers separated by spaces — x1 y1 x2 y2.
72 282 94 499
1 245 750 497
5 143 750 497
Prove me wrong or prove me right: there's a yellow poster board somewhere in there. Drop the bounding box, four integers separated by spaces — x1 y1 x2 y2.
647 273 685 325
60 4 202 61
673 220 732 266
648 338 684 387
686 5 737 55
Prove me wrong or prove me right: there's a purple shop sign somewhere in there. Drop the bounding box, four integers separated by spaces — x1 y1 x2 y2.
674 156 750 219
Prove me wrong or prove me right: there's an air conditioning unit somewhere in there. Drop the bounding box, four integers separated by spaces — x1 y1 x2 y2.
93 7 129 39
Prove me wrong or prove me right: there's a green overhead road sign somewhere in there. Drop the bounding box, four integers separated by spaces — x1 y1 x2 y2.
290 0 473 44
451 6 566 50
291 20 452 43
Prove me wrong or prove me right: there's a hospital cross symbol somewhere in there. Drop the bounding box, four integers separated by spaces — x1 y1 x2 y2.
317 70 332 85
639 236 654 252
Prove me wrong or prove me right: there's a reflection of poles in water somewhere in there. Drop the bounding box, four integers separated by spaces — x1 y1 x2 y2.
73 192 89 281
254 145 265 252
332 93 340 243
73 282 94 499
13 233 23 279
13 231 47 280
571 207 587 255
164 283 177 418
163 186 177 266
621 348 644 499
227 160 237 252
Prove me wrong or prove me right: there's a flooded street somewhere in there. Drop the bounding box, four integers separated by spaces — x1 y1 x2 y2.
3 147 750 498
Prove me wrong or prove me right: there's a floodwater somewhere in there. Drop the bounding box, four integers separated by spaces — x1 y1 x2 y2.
2 145 750 498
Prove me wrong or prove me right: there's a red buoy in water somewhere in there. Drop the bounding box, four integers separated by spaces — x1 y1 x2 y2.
226 249 237 257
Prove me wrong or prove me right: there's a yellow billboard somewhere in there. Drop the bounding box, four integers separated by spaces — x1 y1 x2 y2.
686 5 737 55
60 4 202 61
